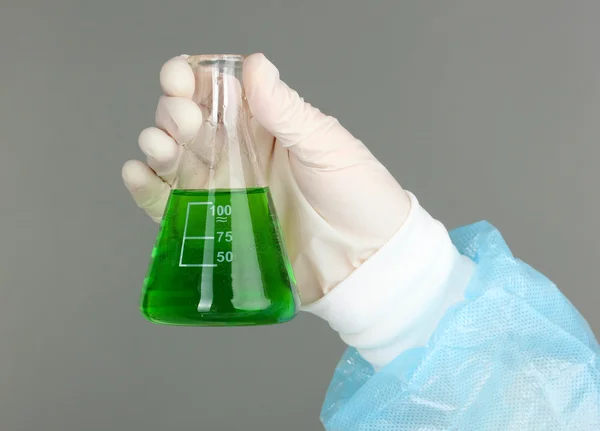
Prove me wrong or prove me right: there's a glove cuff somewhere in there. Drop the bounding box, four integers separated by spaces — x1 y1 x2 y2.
301 192 475 369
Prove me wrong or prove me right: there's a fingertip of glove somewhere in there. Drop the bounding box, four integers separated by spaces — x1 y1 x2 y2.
155 96 203 143
138 127 179 162
243 53 280 99
160 56 195 98
122 160 150 190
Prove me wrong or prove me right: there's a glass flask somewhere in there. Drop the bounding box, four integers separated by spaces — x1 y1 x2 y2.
140 54 300 326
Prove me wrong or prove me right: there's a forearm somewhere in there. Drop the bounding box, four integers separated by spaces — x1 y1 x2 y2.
317 211 600 430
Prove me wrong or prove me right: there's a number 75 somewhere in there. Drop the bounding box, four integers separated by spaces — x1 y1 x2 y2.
217 231 233 242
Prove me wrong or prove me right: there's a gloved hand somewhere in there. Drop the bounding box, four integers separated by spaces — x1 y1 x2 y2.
123 53 473 368
122 53 412 305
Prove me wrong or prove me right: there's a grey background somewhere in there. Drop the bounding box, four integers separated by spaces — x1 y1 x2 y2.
1 1 599 430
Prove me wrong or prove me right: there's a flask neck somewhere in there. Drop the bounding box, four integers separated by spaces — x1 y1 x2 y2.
187 55 247 129
180 55 264 191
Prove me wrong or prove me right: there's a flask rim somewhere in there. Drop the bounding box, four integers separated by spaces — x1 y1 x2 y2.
187 54 245 69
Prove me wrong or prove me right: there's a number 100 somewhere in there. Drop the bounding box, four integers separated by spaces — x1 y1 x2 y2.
211 205 232 216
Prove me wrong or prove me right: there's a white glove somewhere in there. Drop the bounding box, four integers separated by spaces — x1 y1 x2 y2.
123 53 474 369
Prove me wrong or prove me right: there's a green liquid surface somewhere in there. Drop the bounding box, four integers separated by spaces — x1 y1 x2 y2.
141 187 299 326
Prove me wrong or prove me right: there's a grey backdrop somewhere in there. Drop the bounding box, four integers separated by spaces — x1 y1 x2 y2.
2 1 599 430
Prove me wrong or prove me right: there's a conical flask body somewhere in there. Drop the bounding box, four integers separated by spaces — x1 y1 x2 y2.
140 55 299 326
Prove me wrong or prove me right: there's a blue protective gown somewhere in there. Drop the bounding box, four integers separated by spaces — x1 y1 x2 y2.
321 222 600 430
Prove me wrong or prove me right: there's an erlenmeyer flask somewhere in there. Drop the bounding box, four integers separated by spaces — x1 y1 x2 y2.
140 54 299 326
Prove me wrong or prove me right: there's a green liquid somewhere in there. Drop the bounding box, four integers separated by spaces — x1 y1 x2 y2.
141 187 299 326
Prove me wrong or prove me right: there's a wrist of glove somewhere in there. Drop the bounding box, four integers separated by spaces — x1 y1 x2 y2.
303 192 475 370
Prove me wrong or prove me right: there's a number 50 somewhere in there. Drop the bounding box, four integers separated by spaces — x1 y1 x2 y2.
217 251 233 263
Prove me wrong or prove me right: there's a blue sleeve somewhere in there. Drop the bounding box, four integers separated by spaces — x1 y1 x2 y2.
320 222 600 430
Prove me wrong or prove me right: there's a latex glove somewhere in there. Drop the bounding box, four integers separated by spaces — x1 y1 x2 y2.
122 53 411 305
123 53 473 368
